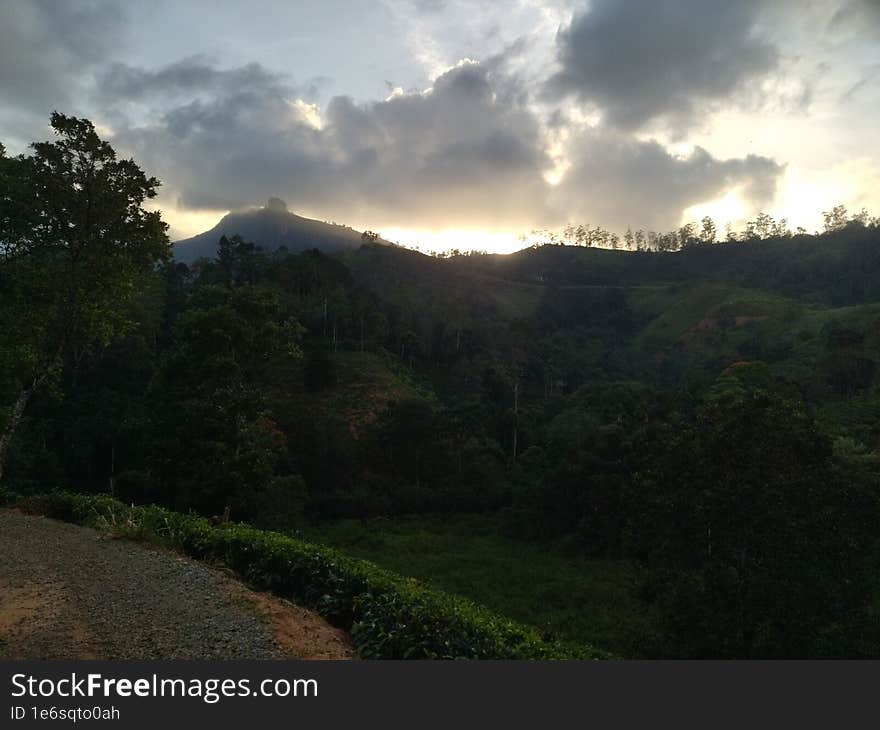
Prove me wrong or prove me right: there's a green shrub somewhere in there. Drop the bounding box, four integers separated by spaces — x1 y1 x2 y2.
19 490 610 660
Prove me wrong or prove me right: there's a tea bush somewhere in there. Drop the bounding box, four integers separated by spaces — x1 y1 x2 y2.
11 491 610 660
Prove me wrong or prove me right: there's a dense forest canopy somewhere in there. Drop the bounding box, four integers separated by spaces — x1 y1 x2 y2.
3 117 880 658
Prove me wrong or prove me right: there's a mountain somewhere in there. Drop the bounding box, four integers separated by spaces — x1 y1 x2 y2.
172 198 379 263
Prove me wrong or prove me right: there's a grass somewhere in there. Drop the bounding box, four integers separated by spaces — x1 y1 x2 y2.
302 512 655 657
14 491 606 659
629 283 798 346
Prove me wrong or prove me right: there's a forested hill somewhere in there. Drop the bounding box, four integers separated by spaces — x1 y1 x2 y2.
446 226 880 306
4 118 880 659
172 197 381 263
10 221 880 533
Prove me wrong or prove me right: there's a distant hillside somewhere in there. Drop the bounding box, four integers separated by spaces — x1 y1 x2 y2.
443 226 880 306
341 230 880 394
172 198 380 263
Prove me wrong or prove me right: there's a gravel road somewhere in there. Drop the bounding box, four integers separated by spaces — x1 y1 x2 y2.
0 510 355 660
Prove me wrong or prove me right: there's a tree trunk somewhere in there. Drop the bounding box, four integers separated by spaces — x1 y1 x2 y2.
0 350 64 482
512 379 519 464
0 387 33 482
108 442 116 497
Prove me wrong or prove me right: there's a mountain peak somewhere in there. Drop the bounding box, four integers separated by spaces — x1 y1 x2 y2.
265 197 288 213
172 205 378 263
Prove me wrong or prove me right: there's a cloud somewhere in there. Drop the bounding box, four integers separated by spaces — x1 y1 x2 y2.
0 0 126 139
554 129 784 231
0 1 787 237
410 0 448 12
829 0 880 31
840 62 880 102
116 59 557 228
546 0 778 131
111 53 784 234
101 57 294 101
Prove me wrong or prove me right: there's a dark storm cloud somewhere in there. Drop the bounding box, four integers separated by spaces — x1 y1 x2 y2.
0 0 786 234
118 60 557 227
113 53 785 231
101 57 301 102
547 0 778 131
0 0 126 124
118 83 327 212
555 130 784 231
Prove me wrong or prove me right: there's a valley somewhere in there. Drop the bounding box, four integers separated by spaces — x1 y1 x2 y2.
3 116 880 658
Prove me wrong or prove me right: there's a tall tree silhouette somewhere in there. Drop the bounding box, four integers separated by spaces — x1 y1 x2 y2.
0 114 168 480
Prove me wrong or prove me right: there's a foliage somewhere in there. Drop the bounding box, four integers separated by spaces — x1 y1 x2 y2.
629 367 880 657
305 513 654 657
0 113 168 362
0 113 168 478
13 491 608 660
5 114 880 659
148 275 305 519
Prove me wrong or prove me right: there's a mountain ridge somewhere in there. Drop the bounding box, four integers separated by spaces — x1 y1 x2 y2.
172 197 382 263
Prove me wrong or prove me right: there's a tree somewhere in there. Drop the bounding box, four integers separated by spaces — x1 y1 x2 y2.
150 284 303 516
217 234 263 287
744 212 776 240
632 367 878 657
375 397 437 488
678 222 698 248
850 208 871 228
770 217 791 238
823 204 849 233
700 216 717 244
361 230 380 245
634 229 646 251
0 113 168 480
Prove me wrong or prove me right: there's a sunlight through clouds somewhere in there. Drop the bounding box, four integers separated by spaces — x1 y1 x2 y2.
2 0 879 252
377 226 526 254
682 191 747 232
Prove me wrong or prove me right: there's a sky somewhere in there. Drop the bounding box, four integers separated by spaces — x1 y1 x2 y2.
1 0 878 253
